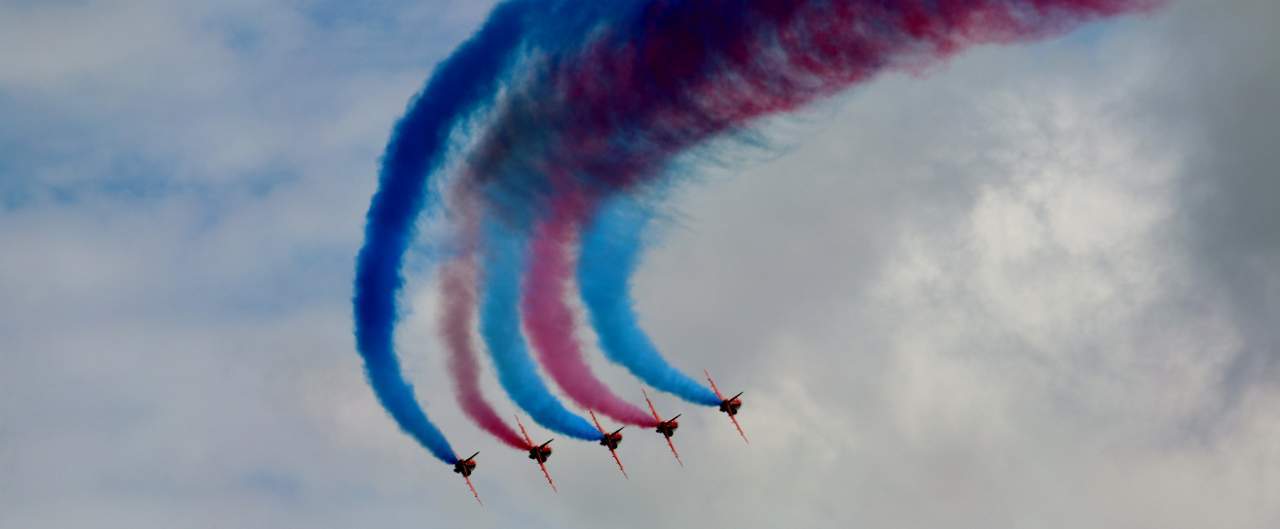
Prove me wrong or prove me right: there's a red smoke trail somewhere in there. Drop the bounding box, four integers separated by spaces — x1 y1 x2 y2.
440 247 531 450
521 190 658 427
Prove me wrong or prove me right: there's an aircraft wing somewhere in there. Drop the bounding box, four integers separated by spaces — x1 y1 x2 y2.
704 369 725 400
728 414 749 444
642 388 662 423
515 415 535 448
536 460 557 492
664 436 684 467
463 476 482 506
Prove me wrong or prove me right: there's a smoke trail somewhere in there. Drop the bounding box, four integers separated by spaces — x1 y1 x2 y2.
578 195 721 406
351 2 540 464
449 0 1158 421
440 256 530 450
478 216 603 440
522 192 659 426
464 0 1161 210
351 1 669 458
362 0 1158 459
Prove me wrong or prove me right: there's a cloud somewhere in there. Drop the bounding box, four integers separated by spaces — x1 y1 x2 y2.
2 1 1277 528
1152 0 1280 404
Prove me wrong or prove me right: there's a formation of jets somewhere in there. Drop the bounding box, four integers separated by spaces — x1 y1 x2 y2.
453 372 747 504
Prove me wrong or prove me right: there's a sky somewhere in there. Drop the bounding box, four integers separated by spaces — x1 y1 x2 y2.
1 1 1277 528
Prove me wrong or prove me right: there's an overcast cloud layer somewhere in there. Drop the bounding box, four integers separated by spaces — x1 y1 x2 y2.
2 1 1277 528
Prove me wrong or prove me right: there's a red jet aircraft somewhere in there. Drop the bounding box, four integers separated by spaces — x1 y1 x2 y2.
515 416 557 492
451 451 482 505
642 389 683 467
588 410 628 479
705 370 748 443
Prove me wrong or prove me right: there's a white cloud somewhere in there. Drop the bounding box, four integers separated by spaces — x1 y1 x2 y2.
2 1 1278 528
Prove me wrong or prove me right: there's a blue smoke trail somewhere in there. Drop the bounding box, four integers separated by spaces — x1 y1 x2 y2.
351 2 535 464
578 196 721 406
478 217 602 440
